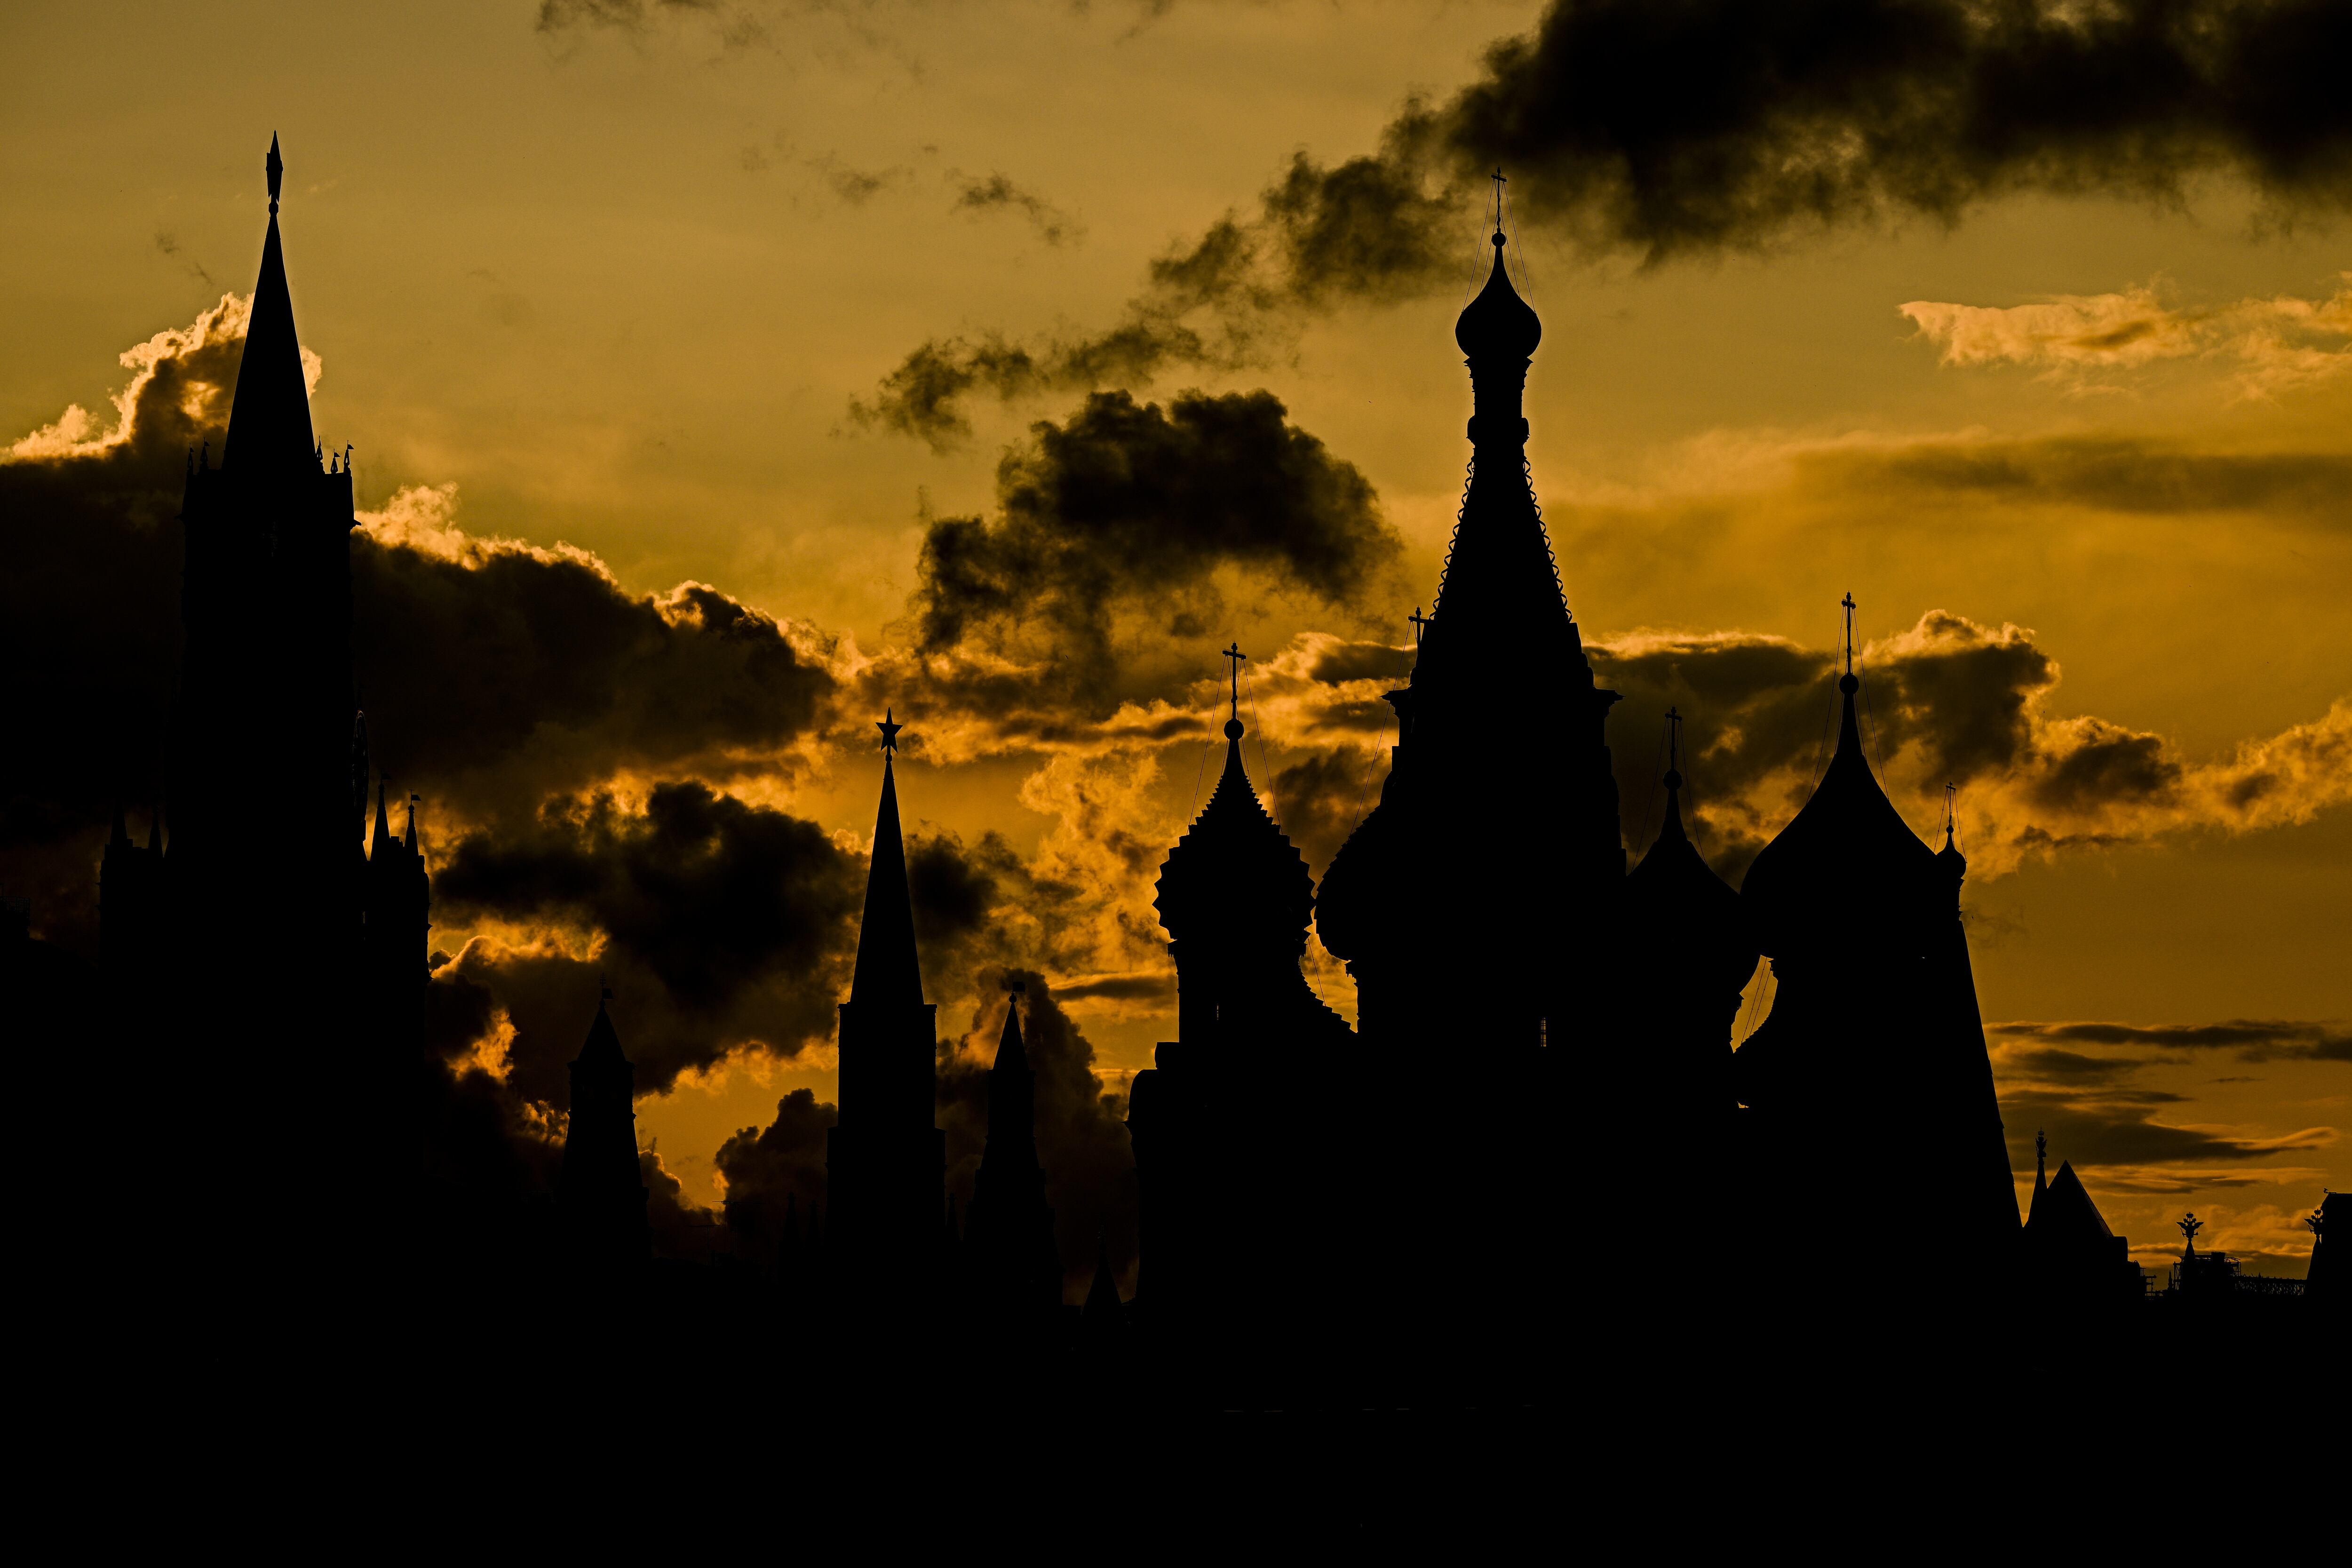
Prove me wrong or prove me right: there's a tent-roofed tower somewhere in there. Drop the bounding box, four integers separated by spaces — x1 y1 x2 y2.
1315 198 1625 1065
559 988 650 1269
1733 600 2018 1302
963 987 1062 1326
824 711 946 1299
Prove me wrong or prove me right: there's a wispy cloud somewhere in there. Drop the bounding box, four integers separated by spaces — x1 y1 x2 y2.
1899 276 2352 398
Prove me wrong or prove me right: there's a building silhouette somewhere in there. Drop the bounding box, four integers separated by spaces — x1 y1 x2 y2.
72 145 2334 1402
560 991 651 1269
823 714 947 1305
962 988 1062 1328
95 140 432 1313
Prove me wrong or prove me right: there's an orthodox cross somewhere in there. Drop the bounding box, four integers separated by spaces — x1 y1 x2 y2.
877 707 902 755
1665 705 1684 773
1221 641 1248 721
1409 606 1430 648
1945 782 1958 841
1491 167 1507 234
1841 591 1857 675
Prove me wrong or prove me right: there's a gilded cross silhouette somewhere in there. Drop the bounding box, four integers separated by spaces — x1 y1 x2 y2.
1221 641 1247 720
1841 592 1857 675
1409 607 1430 648
1491 167 1507 234
1665 705 1683 772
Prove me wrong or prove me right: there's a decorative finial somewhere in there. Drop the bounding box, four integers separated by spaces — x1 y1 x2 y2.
2177 1212 2203 1252
1663 706 1684 791
1491 167 1507 239
1220 642 1248 740
266 134 283 215
1409 606 1430 649
1944 782 1958 848
877 707 902 755
1838 592 1859 695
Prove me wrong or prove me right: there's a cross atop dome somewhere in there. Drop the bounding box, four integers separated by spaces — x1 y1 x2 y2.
1220 642 1247 739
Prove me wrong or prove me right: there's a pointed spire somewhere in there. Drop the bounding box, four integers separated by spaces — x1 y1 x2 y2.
993 987 1031 1077
404 792 421 855
225 135 316 473
579 981 626 1065
1657 705 1690 847
109 803 131 850
849 715 924 1007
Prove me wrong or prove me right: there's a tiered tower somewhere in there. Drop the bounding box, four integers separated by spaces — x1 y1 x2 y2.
824 712 946 1297
1132 648 1351 1385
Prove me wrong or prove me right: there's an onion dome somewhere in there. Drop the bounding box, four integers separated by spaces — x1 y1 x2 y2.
1154 713 1315 956
1742 671 1940 955
1455 231 1542 363
1625 749 1756 997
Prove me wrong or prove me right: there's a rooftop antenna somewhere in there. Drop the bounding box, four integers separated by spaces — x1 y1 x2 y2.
876 707 902 755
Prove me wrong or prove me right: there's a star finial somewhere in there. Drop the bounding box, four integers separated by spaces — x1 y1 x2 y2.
877 707 902 755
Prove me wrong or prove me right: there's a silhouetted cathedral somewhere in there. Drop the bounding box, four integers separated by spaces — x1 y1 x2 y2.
73 146 2331 1403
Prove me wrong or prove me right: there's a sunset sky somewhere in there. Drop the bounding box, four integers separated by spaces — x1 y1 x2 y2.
5 0 2345 1281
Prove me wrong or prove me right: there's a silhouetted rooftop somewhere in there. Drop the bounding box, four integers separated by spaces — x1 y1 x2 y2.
1742 677 1939 955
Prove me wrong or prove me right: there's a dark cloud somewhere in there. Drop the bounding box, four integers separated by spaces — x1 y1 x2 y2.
1835 438 2352 518
714 1085 836 1256
435 781 864 1098
2002 1047 2151 1084
938 971 1136 1299
1305 638 1415 686
1998 1085 2329 1168
1432 0 2352 262
858 0 2352 436
353 538 834 823
1992 1018 2352 1063
0 301 244 949
1269 748 1387 879
906 389 1402 705
951 172 1080 246
2028 718 2181 811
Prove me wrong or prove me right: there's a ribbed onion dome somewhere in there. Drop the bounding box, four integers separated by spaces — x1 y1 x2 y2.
1741 674 1941 956
1454 232 1542 363
1625 767 1756 996
1155 718 1315 954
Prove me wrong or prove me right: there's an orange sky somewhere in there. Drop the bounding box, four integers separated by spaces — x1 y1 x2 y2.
5 0 2345 1277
